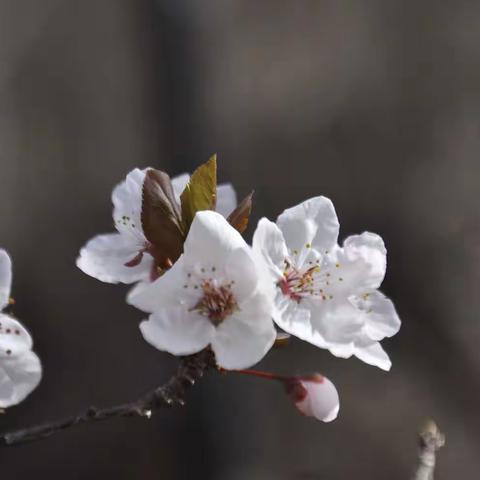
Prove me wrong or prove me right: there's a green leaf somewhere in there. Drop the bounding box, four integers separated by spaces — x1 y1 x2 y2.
142 169 185 264
227 191 254 234
180 154 217 231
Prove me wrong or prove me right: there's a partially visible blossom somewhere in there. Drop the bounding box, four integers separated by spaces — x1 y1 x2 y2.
128 211 276 369
0 250 41 408
285 374 339 422
253 196 401 370
77 168 237 285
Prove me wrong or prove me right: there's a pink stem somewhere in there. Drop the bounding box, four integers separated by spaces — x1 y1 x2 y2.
231 369 291 382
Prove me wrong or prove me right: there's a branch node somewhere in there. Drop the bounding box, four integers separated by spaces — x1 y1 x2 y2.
174 397 186 407
183 374 196 386
412 419 445 480
86 406 99 418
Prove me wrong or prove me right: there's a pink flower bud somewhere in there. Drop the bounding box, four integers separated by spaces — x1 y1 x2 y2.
285 374 339 422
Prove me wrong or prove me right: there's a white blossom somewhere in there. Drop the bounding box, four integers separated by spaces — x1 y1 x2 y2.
286 374 339 422
76 168 237 285
128 211 276 369
253 196 401 370
0 250 41 408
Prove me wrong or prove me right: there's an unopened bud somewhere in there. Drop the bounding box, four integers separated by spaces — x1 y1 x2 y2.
285 374 339 422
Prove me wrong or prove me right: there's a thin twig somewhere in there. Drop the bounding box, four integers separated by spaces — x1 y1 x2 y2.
0 349 215 447
412 419 445 480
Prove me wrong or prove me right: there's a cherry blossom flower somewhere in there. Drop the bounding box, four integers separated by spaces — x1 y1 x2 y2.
0 250 41 408
76 168 237 285
253 196 401 370
285 374 339 422
128 210 276 369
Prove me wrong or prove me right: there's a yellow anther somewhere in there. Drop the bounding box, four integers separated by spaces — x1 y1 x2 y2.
8 297 15 305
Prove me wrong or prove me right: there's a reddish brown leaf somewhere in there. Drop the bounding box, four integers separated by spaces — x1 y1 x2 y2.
227 191 254 234
142 169 185 264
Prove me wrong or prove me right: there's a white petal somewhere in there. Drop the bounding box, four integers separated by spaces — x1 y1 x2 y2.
289 303 357 359
216 183 237 217
126 280 150 305
354 341 392 371
171 173 190 203
212 293 276 369
183 211 247 269
252 218 288 281
77 233 152 284
277 197 339 253
140 307 215 356
0 250 12 310
352 291 401 341
223 247 259 302
301 299 364 349
0 351 42 408
336 232 387 291
112 168 147 242
272 292 312 338
251 248 278 305
0 315 33 358
328 342 356 359
272 289 354 356
296 376 340 422
127 255 188 312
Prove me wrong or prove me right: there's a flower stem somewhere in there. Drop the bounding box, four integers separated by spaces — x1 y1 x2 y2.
230 368 290 382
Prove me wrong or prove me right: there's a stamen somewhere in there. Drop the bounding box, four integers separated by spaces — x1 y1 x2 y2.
279 253 344 303
191 281 239 326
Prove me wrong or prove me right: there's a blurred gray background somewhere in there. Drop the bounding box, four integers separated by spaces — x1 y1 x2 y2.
0 0 478 478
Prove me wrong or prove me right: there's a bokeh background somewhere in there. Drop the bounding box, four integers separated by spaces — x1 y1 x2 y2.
0 1 478 478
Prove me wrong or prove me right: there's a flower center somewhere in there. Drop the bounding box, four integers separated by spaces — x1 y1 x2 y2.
278 263 321 303
191 281 239 326
278 253 343 303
